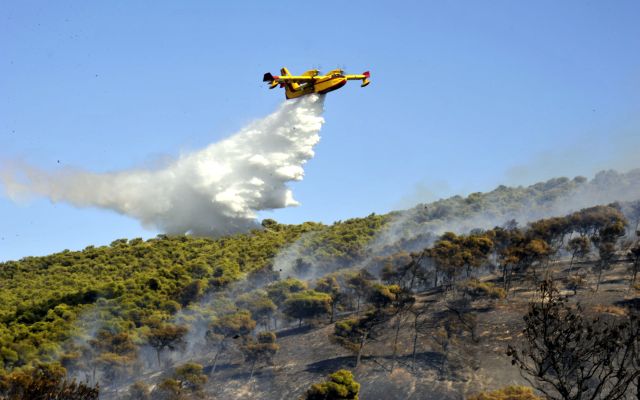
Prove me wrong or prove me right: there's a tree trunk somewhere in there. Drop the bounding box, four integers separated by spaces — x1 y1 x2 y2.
409 270 416 291
210 340 225 375
411 328 419 370
543 255 553 279
356 296 361 316
596 264 604 292
355 332 368 369
567 253 576 276
506 266 514 294
330 302 336 323
630 259 639 290
249 360 256 381
391 313 402 369
531 263 538 283
502 265 508 290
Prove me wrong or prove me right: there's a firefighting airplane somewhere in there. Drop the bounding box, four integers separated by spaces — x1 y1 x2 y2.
263 67 370 99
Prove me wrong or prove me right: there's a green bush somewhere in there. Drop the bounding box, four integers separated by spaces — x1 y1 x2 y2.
304 369 360 400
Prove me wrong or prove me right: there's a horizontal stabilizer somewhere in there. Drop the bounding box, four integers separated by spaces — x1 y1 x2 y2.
361 71 371 87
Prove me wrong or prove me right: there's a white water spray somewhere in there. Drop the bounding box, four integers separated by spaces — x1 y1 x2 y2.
1 95 325 235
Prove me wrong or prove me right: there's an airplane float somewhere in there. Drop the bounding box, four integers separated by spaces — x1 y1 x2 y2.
263 67 370 99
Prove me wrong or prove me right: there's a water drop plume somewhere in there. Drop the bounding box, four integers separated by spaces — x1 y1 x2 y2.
1 95 326 235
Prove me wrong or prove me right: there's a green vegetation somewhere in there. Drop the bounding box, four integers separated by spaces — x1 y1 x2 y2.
240 331 279 380
207 310 256 374
126 381 151 400
0 216 386 376
283 290 332 327
462 280 507 300
146 324 188 367
0 363 99 399
332 311 387 369
132 362 208 400
1 172 640 398
173 362 207 393
405 170 640 235
304 369 360 400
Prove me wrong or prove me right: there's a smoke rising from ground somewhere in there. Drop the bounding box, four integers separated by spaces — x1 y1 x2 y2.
275 169 640 280
0 96 325 235
370 169 640 254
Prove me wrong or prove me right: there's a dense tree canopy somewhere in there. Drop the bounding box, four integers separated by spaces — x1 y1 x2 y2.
0 215 386 376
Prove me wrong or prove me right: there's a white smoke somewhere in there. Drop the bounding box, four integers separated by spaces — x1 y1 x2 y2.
269 169 640 280
1 95 325 235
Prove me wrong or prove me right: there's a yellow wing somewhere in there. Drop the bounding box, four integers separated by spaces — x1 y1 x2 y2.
325 68 344 76
276 67 315 82
302 69 320 77
273 76 315 82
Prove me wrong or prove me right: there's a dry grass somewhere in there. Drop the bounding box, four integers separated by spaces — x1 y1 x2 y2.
466 385 542 400
463 279 507 300
591 304 627 316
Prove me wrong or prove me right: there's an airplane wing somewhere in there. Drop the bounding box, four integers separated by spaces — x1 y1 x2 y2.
302 69 320 77
275 76 315 81
263 73 314 82
263 72 315 89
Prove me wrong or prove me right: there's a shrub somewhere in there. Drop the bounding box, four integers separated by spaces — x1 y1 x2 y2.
565 274 586 294
304 369 360 400
591 304 627 316
463 280 506 300
467 386 541 400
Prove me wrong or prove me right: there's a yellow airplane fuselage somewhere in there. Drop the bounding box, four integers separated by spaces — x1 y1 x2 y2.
285 75 347 99
263 67 370 99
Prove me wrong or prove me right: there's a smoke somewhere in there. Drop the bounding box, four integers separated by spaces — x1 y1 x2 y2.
270 230 328 280
369 168 640 255
0 95 325 235
269 169 640 281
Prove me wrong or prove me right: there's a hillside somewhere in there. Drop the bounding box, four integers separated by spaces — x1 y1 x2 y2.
1 170 640 399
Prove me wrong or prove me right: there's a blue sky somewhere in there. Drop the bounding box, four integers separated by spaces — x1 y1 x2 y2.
1 1 639 261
